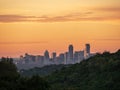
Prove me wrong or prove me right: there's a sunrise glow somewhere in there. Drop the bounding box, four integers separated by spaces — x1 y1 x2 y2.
0 0 120 57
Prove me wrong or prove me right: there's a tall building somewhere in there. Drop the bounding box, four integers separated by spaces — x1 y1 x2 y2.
78 51 84 62
51 52 56 64
85 44 90 58
52 52 56 60
44 50 49 59
74 51 84 63
85 44 90 54
65 52 68 64
74 51 79 63
58 53 65 64
44 50 50 65
68 44 74 64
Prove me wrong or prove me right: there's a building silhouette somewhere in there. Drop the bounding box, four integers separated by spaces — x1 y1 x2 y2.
68 44 74 64
52 52 56 60
16 44 94 70
44 50 50 65
85 44 90 58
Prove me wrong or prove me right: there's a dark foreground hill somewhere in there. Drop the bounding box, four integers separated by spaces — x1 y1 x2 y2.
46 50 120 90
0 58 49 90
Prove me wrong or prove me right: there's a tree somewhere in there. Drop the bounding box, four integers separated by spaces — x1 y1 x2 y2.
27 75 50 90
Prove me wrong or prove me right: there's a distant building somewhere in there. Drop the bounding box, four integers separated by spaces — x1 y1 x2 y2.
68 44 74 64
74 51 79 63
16 44 94 70
85 44 90 58
78 51 84 62
85 44 90 54
74 51 84 63
44 50 50 65
59 53 65 64
64 52 68 64
52 52 56 60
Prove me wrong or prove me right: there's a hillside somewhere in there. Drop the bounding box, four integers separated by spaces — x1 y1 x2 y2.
0 58 50 90
20 64 70 77
46 50 120 90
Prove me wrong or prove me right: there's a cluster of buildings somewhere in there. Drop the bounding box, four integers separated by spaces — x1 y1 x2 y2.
16 44 94 70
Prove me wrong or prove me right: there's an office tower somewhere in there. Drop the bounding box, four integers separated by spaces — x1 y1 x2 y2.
74 51 79 63
44 50 49 59
85 44 90 58
68 44 74 64
44 50 50 65
51 52 56 64
52 52 56 60
78 51 84 62
85 44 90 54
65 52 68 64
59 53 65 64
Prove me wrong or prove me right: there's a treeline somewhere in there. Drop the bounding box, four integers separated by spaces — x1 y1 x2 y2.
0 57 49 90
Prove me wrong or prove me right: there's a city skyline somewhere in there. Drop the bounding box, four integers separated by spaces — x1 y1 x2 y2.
0 0 120 57
16 44 92 70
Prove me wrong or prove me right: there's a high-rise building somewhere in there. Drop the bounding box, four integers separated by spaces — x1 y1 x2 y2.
59 53 65 64
74 51 84 63
78 51 84 62
85 44 90 54
85 44 90 58
68 44 74 64
52 52 56 60
65 52 68 64
44 50 49 59
74 51 79 63
44 50 50 65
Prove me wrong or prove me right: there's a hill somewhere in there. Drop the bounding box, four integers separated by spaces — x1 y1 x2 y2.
20 64 70 77
46 50 120 90
0 57 50 90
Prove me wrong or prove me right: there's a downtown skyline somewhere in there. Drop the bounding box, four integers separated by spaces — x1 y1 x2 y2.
0 0 120 57
16 44 92 70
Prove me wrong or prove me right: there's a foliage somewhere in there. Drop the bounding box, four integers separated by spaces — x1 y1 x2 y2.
47 50 120 90
0 57 50 90
20 64 69 77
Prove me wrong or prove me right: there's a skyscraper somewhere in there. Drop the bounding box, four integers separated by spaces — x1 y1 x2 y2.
68 44 74 64
44 50 50 65
52 52 56 60
65 52 68 64
44 50 49 60
85 44 90 54
85 44 90 58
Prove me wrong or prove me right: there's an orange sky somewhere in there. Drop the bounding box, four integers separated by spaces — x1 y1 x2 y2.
0 0 120 57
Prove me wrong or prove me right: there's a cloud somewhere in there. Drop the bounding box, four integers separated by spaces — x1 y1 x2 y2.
0 7 120 23
94 7 120 12
0 15 32 22
0 12 92 23
0 41 48 44
94 39 120 41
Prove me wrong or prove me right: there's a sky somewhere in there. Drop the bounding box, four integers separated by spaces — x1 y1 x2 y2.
0 0 120 57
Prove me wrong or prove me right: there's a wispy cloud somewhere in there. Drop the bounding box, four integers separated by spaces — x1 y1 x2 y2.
93 39 120 41
0 7 120 23
0 41 48 44
94 7 120 12
0 15 32 22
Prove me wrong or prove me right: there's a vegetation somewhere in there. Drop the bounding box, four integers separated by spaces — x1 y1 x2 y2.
47 50 120 90
21 64 70 77
0 57 49 90
0 49 120 90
